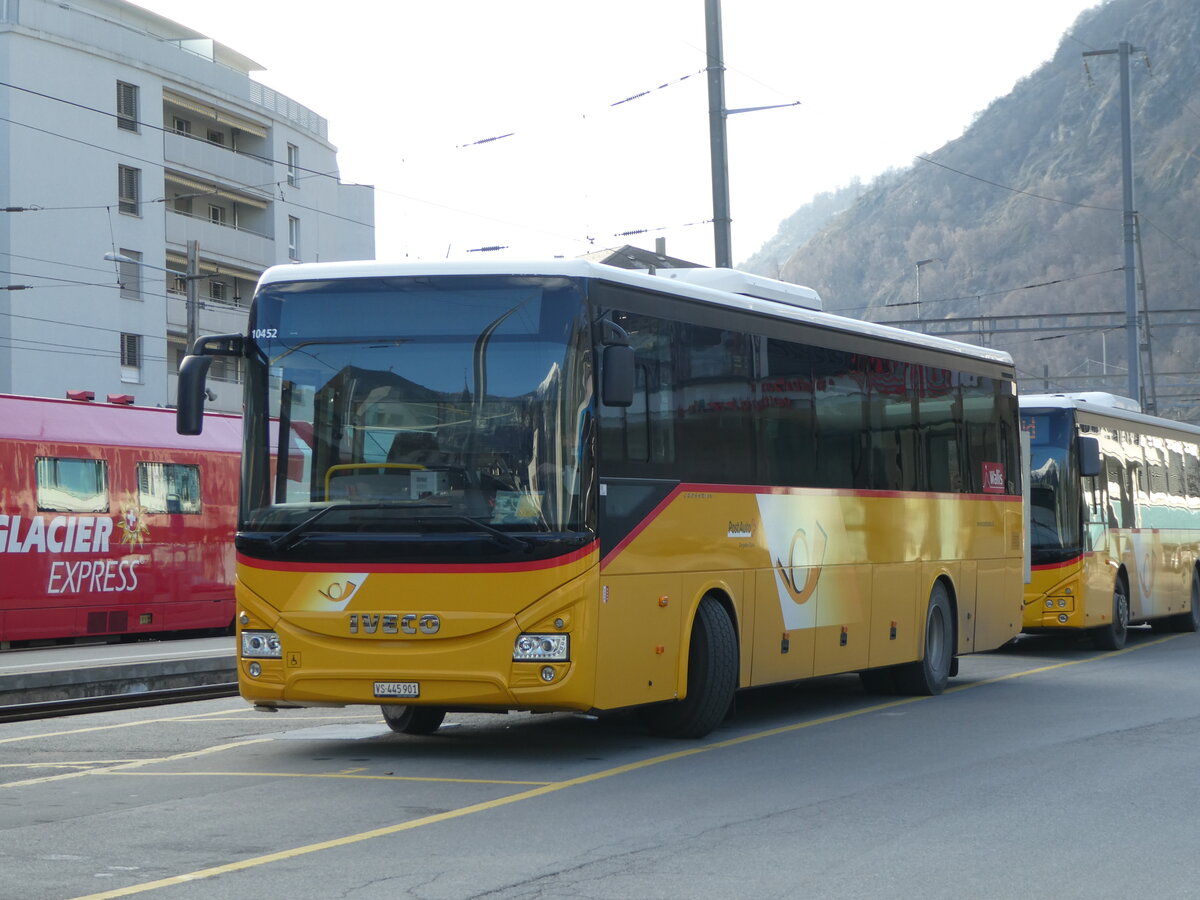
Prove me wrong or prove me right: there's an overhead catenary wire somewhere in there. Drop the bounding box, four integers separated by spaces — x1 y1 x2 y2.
0 93 708 253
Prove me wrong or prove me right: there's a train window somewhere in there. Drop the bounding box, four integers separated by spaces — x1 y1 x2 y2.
137 462 201 514
36 457 109 512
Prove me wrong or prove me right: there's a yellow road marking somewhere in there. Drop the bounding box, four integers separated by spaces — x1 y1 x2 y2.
0 709 386 745
0 760 140 769
107 771 552 786
69 636 1182 900
3 739 271 789
0 705 254 744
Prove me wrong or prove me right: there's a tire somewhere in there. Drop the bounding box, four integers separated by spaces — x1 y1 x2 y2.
859 666 897 694
894 581 954 695
1154 569 1200 634
643 596 738 739
381 705 446 735
1093 575 1130 650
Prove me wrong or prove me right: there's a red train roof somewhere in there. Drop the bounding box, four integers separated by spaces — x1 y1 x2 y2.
0 394 241 453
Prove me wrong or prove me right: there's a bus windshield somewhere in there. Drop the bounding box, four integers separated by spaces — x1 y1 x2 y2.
1022 407 1082 564
238 274 594 561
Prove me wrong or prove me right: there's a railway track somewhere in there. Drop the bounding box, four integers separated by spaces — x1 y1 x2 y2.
0 682 239 723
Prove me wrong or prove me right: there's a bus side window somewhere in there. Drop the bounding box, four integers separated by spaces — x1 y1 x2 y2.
1105 455 1136 529
597 312 674 474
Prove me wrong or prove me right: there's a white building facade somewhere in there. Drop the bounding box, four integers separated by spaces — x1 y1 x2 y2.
0 0 374 411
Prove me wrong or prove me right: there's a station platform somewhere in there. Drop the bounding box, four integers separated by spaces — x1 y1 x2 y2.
0 636 236 708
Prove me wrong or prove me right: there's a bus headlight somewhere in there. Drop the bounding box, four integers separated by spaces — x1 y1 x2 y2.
513 633 569 662
241 630 282 659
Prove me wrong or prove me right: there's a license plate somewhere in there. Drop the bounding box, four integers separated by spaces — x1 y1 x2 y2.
374 681 420 698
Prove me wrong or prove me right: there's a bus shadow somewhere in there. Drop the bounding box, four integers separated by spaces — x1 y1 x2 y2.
994 625 1158 660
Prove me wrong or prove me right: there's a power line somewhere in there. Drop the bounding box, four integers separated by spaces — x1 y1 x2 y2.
838 265 1124 318
0 77 344 185
915 155 1122 212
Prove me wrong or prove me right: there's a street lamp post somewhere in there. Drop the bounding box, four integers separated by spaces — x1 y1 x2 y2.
105 239 203 352
914 258 940 322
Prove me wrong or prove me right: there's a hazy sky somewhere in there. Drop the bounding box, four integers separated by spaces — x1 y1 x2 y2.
132 0 1099 268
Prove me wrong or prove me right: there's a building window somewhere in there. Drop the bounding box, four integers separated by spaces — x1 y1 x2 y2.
209 355 242 384
173 117 192 135
118 249 142 300
118 165 140 215
169 338 188 372
287 143 300 187
209 204 226 226
209 280 227 303
120 333 142 383
117 81 139 132
208 128 225 146
288 216 300 260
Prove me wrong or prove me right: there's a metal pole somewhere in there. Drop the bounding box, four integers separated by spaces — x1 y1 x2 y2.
1118 41 1140 408
1083 43 1141 407
185 239 199 354
705 0 732 268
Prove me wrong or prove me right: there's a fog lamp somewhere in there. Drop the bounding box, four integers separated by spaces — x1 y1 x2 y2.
540 666 556 683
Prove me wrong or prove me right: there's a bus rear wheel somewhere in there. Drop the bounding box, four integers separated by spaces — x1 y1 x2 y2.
1093 576 1129 650
381 705 446 735
894 581 953 695
642 596 737 739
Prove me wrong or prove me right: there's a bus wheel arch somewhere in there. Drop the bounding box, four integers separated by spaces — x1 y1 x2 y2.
641 592 738 739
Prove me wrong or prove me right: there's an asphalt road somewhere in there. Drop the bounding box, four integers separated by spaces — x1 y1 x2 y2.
1 627 1197 900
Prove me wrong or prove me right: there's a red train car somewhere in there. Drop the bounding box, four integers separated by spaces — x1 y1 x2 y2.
0 394 239 647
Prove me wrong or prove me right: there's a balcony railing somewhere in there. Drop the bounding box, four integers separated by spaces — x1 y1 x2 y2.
163 131 273 192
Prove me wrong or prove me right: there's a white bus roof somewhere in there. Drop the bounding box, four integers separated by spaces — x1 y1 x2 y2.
257 259 1014 369
1021 392 1200 437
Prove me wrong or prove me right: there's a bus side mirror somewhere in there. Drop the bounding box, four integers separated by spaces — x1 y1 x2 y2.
602 344 634 408
176 354 214 435
176 333 244 435
1077 435 1101 478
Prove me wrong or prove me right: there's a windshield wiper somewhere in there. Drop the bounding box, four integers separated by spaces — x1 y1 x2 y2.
408 515 535 553
268 502 399 551
267 503 535 553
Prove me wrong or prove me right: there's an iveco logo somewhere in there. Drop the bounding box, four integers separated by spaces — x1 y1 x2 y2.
348 613 441 635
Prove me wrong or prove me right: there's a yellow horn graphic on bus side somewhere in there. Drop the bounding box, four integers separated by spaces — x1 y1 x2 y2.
776 523 828 605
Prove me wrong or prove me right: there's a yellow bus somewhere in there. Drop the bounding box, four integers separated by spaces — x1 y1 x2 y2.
1021 392 1200 649
178 260 1024 738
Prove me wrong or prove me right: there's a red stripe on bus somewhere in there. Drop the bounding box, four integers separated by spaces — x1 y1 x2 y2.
599 485 688 570
700 482 1023 503
1031 556 1084 572
239 541 599 575
598 482 1021 570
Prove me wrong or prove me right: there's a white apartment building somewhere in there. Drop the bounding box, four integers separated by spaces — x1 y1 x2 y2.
0 0 374 411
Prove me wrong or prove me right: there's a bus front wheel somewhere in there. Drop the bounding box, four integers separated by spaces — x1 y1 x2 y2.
894 581 953 695
642 596 737 739
1093 576 1129 651
381 705 446 735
